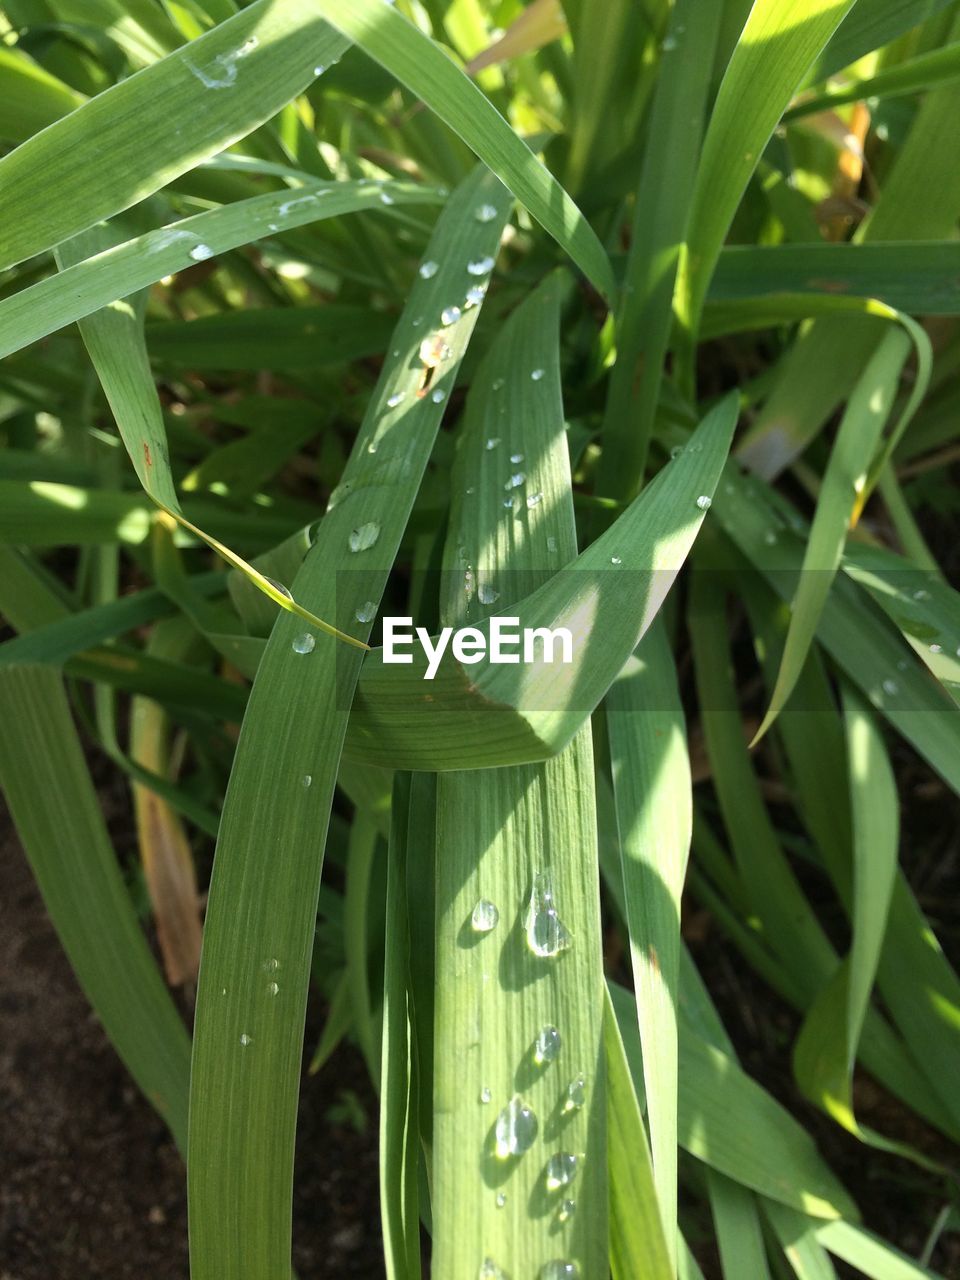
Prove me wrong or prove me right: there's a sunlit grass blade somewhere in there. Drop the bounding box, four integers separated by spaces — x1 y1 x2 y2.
816 1220 946 1279
0 665 192 1150
311 0 615 299
606 619 690 1267
788 39 960 118
432 274 607 1279
764 1199 839 1279
187 166 511 1280
0 0 351 270
709 1171 773 1279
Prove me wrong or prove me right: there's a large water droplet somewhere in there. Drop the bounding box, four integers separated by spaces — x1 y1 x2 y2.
478 584 500 605
472 898 500 933
563 1076 586 1112
475 203 498 222
696 494 712 511
239 1033 252 1047
531 368 545 381
419 260 439 279
534 1026 562 1065
494 1095 538 1158
266 981 279 996
468 255 495 275
292 633 316 654
540 1261 578 1279
349 522 381 552
431 388 446 403
545 1152 579 1190
387 391 405 408
610 556 622 566
510 452 524 464
504 472 526 491
441 305 462 326
525 870 572 958
355 601 377 623
190 243 214 261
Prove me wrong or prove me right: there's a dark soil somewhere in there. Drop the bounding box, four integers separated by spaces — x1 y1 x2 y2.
0 814 383 1280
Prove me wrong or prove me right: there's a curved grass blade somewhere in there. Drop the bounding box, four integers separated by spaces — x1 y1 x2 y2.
0 180 441 362
346 395 738 769
0 0 351 271
311 0 615 300
764 1200 838 1279
753 324 926 743
432 273 608 1280
187 166 511 1280
788 39 960 118
816 1220 946 1279
674 0 858 385
0 665 192 1151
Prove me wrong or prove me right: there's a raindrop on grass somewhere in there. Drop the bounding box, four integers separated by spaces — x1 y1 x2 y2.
292 633 316 655
468 255 496 275
441 305 462 326
480 1086 492 1104
190 243 214 261
479 1260 510 1280
525 870 572 958
534 1026 561 1064
496 1192 507 1208
266 981 279 997
380 190 395 205
563 1076 586 1112
355 601 377 623
239 1033 252 1047
466 284 487 307
547 536 558 554
882 678 899 696
472 898 500 932
526 493 543 509
349 522 381 552
696 494 712 511
263 958 280 972
610 556 622 566
531 368 545 381
475 203 498 222
419 260 439 279
486 437 501 451
545 1152 579 1190
478 584 500 605
510 452 524 464
540 1262 578 1280
504 472 526 491
302 774 312 789
492 377 505 391
557 1198 576 1223
387 391 405 408
494 1095 538 1158
431 389 446 403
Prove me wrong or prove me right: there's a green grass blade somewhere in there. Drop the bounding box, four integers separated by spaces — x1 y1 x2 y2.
709 1172 773 1280
311 0 615 299
432 274 608 1279
816 1221 946 1280
0 665 191 1150
764 1200 839 1279
0 0 351 270
187 165 511 1280
788 39 960 118
674 0 858 381
606 620 690 1266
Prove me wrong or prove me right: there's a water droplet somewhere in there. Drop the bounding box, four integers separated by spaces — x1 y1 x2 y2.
292 633 316 655
503 498 516 510
931 643 943 654
419 260 439 279
468 255 496 275
475 203 498 222
441 305 462 326
302 774 312 789
266 981 279 996
504 472 526 491
531 368 545 381
510 452 524 464
557 1198 576 1223
540 1261 578 1280
355 601 377 623
696 495 712 511
263 958 280 972
479 584 501 607
492 377 505 392
265 576 293 599
412 316 423 328
914 588 931 601
671 445 684 460
547 536 558 553
387 391 405 408
190 243 214 261
526 492 543 509
313 64 325 76
882 678 899 696
563 1075 586 1112
465 283 487 307
662 34 677 51
496 1192 507 1209
380 190 395 205
480 1086 492 1104
239 1033 252 1046
472 898 500 932
764 530 777 546
479 1259 510 1280
349 522 381 552
525 870 572 958
495 1095 538 1158
431 388 446 403
610 556 622 566
534 1026 561 1065
545 1152 579 1190
486 437 501 451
